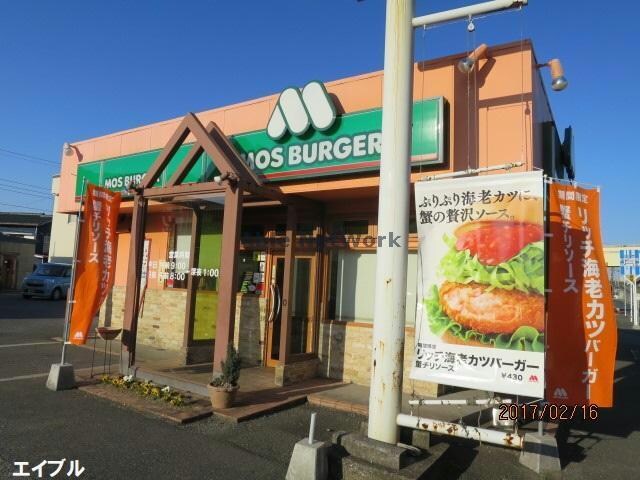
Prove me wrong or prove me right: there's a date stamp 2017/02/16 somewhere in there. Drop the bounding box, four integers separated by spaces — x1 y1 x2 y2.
498 403 599 422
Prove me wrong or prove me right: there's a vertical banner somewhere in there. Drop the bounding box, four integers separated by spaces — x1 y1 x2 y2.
69 185 121 345
412 171 545 397
547 182 617 407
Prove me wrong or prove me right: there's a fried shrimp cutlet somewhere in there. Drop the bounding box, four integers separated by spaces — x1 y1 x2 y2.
439 281 544 335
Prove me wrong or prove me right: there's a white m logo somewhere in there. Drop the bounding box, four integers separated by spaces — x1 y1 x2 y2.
553 387 568 399
267 81 337 140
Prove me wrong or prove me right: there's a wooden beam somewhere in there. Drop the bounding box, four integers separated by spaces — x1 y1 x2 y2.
184 114 238 180
278 204 297 364
242 200 284 208
209 123 263 186
142 181 226 199
212 185 244 371
140 112 290 206
166 122 217 187
121 195 147 368
140 116 192 189
242 182 289 204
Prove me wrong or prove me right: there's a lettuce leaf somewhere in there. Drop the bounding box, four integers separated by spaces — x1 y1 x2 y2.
424 285 544 352
439 235 544 295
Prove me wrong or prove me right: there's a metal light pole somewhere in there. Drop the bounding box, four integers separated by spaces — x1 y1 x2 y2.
368 0 528 445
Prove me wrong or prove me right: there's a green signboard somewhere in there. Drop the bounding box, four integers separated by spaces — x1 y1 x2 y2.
75 96 445 196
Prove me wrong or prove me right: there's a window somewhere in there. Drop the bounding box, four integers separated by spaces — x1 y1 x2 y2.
275 224 286 236
274 223 315 237
297 223 314 236
332 219 369 235
166 213 192 289
33 264 66 277
237 251 265 295
328 251 376 322
328 250 418 325
192 211 223 340
241 224 265 238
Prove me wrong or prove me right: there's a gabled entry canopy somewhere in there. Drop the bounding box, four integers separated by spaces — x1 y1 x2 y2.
137 112 285 204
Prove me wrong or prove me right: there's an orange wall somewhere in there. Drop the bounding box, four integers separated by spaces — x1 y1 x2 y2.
58 40 546 213
114 214 169 289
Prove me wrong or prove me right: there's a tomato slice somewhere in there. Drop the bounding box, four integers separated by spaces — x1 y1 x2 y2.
455 222 543 265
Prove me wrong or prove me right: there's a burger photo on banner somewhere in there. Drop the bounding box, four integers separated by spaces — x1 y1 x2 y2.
412 171 545 396
427 196 544 351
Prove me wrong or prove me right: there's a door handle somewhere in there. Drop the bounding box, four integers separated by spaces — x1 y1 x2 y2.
267 283 276 324
275 284 281 319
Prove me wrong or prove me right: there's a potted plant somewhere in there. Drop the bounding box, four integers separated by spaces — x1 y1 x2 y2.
208 345 241 409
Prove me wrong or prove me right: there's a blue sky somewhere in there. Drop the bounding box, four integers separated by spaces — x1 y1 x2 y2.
0 1 636 245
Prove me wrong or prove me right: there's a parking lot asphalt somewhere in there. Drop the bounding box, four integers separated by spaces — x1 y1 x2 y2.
1 291 639 479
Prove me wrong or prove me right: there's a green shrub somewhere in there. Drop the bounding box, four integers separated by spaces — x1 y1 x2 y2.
210 344 241 389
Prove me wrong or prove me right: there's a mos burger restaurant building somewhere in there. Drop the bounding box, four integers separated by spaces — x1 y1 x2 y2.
56 40 569 396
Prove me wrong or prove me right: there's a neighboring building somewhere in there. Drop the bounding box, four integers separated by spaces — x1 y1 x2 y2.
0 212 51 263
49 175 77 264
0 212 52 290
0 233 35 290
604 245 640 282
55 40 572 396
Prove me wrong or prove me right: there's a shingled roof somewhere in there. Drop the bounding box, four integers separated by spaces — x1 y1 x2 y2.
0 212 52 226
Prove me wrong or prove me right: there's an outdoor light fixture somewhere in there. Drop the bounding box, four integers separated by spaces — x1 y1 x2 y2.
213 172 233 185
538 59 568 91
63 142 74 156
457 43 489 73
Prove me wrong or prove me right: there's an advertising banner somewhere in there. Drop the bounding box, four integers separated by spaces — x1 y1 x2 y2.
412 171 545 397
547 182 617 407
69 185 121 345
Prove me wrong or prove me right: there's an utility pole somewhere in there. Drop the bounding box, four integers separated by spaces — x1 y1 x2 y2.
368 0 528 445
368 0 414 444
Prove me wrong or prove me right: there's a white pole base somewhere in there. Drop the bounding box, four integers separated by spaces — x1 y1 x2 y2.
286 438 328 480
46 363 76 391
519 433 562 474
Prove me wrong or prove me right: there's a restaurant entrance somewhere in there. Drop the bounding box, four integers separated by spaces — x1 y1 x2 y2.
116 113 323 390
265 255 317 367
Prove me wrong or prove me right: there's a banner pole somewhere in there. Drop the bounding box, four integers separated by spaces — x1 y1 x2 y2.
631 275 640 328
60 179 88 364
541 175 551 437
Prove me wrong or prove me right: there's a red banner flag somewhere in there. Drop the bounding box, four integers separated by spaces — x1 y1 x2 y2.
547 182 617 407
69 185 121 345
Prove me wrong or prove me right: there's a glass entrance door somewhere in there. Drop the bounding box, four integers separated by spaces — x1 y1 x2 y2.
265 255 316 366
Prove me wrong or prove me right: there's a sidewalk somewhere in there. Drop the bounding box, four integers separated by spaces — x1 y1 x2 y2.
309 383 499 425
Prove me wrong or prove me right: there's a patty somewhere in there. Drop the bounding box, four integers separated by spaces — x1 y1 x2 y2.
439 281 544 335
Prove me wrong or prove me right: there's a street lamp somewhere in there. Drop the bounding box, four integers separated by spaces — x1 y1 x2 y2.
458 43 489 73
63 142 75 156
538 59 569 91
